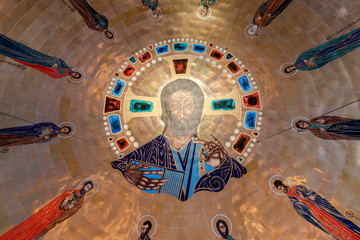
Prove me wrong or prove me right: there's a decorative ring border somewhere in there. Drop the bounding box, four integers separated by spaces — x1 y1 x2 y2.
58 122 76 138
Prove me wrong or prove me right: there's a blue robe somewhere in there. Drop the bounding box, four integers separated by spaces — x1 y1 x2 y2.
0 122 60 147
111 134 247 201
0 34 72 76
295 27 360 71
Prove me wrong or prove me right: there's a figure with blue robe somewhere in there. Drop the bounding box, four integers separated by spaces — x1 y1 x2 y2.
295 116 360 140
0 122 71 148
68 0 114 39
111 79 247 201
275 180 360 240
0 34 81 79
284 27 360 73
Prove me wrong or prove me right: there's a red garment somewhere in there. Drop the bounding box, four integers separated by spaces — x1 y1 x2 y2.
287 187 360 240
0 190 77 240
13 59 70 78
309 116 356 140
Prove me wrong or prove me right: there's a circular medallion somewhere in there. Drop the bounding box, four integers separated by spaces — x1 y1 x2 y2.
103 38 264 201
291 117 310 133
197 6 211 19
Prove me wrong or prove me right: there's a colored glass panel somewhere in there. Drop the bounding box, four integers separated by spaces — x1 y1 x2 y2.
211 99 235 110
226 52 234 60
129 56 136 63
227 61 241 74
130 100 153 112
244 111 257 129
155 45 170 55
173 43 189 51
233 134 251 154
111 79 126 97
243 92 261 109
192 44 206 53
105 97 120 113
173 59 188 74
238 75 253 92
210 49 224 61
122 65 135 78
138 51 152 63
109 115 122 134
116 137 129 151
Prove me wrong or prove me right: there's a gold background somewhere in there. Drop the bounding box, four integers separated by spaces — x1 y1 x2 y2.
0 0 360 239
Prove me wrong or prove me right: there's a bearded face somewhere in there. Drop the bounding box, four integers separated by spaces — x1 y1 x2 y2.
168 91 201 136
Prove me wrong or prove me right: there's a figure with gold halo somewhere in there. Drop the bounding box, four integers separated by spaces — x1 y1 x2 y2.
0 34 81 79
0 181 94 240
284 27 360 73
274 180 360 240
111 79 247 201
249 0 293 36
69 0 114 39
295 116 360 140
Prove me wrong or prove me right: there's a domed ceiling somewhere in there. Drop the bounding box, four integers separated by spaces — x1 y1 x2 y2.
0 0 360 239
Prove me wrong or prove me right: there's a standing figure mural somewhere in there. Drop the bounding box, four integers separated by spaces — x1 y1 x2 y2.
284 27 360 73
249 0 293 36
295 116 360 140
0 34 81 79
274 180 360 240
69 0 114 40
111 79 247 201
199 0 217 18
142 0 161 20
0 181 94 240
0 122 72 148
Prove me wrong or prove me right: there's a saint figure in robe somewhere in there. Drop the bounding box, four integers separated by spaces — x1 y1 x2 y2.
138 220 152 240
142 0 160 19
0 181 94 240
216 219 242 240
274 180 360 240
295 116 360 140
111 79 247 201
0 122 72 148
250 0 293 36
284 27 360 73
0 34 81 79
199 0 217 17
68 0 114 39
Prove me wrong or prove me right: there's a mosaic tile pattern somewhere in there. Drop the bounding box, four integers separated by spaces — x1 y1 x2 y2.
0 0 359 239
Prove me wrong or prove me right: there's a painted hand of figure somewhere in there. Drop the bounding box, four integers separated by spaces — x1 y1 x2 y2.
316 118 325 124
194 134 228 168
51 63 58 69
304 57 317 67
124 164 168 190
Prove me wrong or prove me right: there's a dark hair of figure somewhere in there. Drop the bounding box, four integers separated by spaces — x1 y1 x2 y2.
60 126 72 134
69 71 82 79
274 180 286 189
83 180 94 191
143 220 152 231
283 65 296 73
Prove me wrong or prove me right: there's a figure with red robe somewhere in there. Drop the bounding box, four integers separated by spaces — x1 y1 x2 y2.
0 181 93 240
249 0 293 36
295 116 360 140
68 0 114 40
274 180 360 240
0 34 81 79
